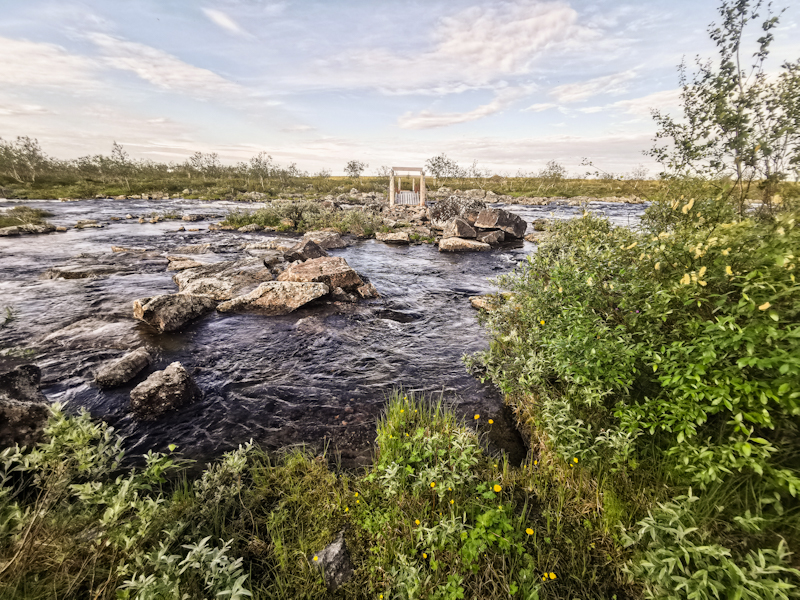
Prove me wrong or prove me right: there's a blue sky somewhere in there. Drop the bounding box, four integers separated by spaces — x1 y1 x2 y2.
1 0 798 176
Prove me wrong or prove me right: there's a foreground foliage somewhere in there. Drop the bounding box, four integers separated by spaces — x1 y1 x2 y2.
0 392 634 599
469 197 800 598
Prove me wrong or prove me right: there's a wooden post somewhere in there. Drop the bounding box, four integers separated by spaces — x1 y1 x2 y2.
389 171 395 207
420 173 427 207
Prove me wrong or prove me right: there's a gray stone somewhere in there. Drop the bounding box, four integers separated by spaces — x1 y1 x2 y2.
303 230 347 249
0 226 21 236
95 349 151 388
0 365 49 448
130 362 200 420
181 214 204 221
19 223 55 234
438 238 491 252
173 258 274 299
133 294 218 332
477 230 504 245
238 223 264 232
429 196 487 228
289 239 329 261
532 218 551 231
172 243 211 255
278 257 364 291
166 258 205 271
443 217 476 239
217 281 329 314
473 208 527 238
312 530 354 592
375 232 410 244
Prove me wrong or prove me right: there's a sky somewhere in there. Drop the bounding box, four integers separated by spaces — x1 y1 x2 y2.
1 0 798 177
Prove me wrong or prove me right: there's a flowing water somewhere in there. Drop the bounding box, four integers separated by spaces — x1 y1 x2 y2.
0 198 646 467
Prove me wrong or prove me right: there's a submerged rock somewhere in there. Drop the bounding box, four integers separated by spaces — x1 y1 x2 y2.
474 208 527 238
133 294 218 332
0 364 49 448
43 252 169 280
438 238 491 252
95 348 151 388
311 530 354 592
130 362 200 420
217 281 329 314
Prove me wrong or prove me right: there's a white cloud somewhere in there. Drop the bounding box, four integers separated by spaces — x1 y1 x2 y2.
201 8 252 37
610 88 682 117
0 37 99 90
0 102 52 116
281 124 315 132
551 69 637 103
523 102 557 112
398 88 525 129
86 33 248 98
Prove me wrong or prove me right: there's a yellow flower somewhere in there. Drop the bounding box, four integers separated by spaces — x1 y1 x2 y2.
698 266 707 277
549 572 556 580
682 198 695 214
405 433 409 437
423 553 428 559
573 457 578 464
345 507 349 512
313 556 318 562
488 419 494 424
654 262 660 271
356 499 359 504
415 409 417 413
526 528 533 535
474 414 480 420
415 519 420 525
450 499 454 504
540 320 545 325
725 265 733 276
354 492 358 497
542 575 547 581
493 484 502 493
448 487 452 491
679 273 691 285
558 286 563 293
722 248 730 256
400 409 404 413
534 460 538 465
430 482 436 488
759 302 771 311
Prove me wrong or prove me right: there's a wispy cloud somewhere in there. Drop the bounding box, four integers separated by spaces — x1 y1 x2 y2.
523 102 558 112
201 8 253 37
551 69 638 103
0 37 99 90
86 33 248 98
398 87 525 129
576 89 681 116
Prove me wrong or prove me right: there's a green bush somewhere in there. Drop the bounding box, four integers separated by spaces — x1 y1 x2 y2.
470 198 800 597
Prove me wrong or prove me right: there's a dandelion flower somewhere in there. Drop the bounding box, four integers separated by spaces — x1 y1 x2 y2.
534 460 538 465
400 409 404 413
542 575 547 581
430 482 436 488
356 499 360 504
415 519 420 525
725 265 733 276
448 487 452 491
526 528 534 535
573 457 578 464
493 484 502 493
423 553 428 559
540 320 545 325
345 507 349 512
474 414 480 420
313 556 319 562
549 572 556 580
488 419 494 424
759 302 771 311
450 499 454 504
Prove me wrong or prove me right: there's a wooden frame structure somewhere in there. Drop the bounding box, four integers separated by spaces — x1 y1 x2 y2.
388 167 426 207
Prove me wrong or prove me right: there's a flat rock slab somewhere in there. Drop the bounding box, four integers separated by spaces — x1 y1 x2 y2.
42 252 169 280
443 217 477 239
278 256 364 291
473 208 526 238
172 243 211 254
375 232 410 244
95 348 151 388
477 230 504 245
217 281 329 315
133 294 218 332
438 238 491 252
166 258 205 271
130 362 200 420
0 226 21 236
173 258 275 300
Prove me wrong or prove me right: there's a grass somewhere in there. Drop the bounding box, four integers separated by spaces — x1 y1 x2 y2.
0 206 53 228
0 391 639 599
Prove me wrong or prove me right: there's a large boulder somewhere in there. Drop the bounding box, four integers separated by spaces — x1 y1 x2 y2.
284 239 328 262
130 362 200 420
172 258 274 299
311 530 354 592
473 208 527 238
217 281 329 314
133 294 218 332
95 348 151 388
438 238 491 252
278 257 364 291
0 364 49 448
443 217 476 239
303 230 347 249
429 196 487 229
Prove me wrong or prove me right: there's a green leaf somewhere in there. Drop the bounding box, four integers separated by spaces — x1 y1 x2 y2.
769 310 779 321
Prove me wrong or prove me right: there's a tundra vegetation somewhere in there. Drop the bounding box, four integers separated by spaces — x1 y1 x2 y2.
1 1 799 599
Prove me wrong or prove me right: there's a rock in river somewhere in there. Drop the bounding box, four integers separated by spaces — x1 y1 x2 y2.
130 362 200 420
0 364 49 448
303 230 347 249
133 294 218 333
473 208 527 239
438 238 491 252
443 217 477 239
375 232 410 244
278 256 364 291
95 348 151 388
172 258 274 300
217 281 329 314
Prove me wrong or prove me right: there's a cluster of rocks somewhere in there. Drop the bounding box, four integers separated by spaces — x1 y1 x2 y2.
426 196 526 252
0 223 57 236
132 231 377 333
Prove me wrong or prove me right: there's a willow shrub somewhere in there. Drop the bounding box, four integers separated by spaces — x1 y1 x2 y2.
470 199 800 598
